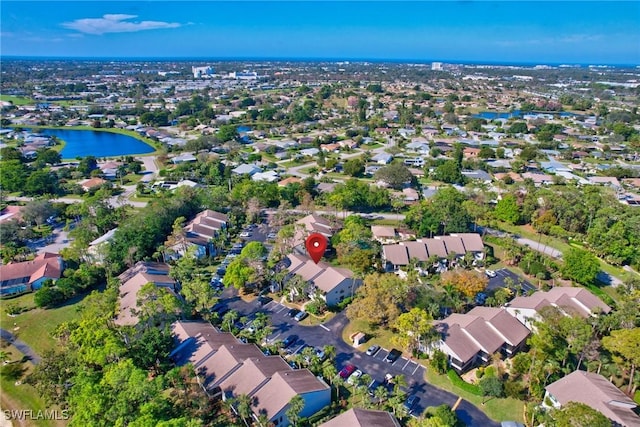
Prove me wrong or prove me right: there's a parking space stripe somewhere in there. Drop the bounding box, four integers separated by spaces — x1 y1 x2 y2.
275 305 287 313
319 324 330 331
402 358 411 370
412 364 421 375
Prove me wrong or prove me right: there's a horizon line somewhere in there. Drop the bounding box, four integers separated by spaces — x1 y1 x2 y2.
2 55 639 68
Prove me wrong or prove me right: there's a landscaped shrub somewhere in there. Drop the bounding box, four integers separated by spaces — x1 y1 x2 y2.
447 369 482 395
430 350 448 374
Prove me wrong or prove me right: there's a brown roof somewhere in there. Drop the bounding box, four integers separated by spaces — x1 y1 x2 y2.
286 254 354 294
0 205 24 223
170 321 249 367
371 225 397 239
424 239 448 258
313 266 353 293
218 356 292 398
115 271 176 326
452 233 485 252
251 370 329 420
278 177 303 187
436 307 529 364
402 241 430 261
81 177 107 190
509 286 611 318
0 253 62 288
319 408 400 427
546 371 639 427
383 244 409 266
197 344 264 390
436 235 466 255
185 210 228 239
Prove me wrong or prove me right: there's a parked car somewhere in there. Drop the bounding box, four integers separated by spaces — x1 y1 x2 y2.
384 349 402 363
240 231 251 238
485 269 497 278
366 345 380 356
403 395 420 413
315 347 326 361
347 369 363 385
281 335 298 348
294 311 308 322
475 292 487 305
287 308 300 318
256 296 273 306
267 232 277 240
339 364 356 379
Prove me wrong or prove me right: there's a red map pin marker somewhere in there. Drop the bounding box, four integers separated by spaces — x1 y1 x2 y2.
305 233 327 264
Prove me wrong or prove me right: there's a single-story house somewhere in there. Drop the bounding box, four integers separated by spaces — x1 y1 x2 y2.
372 153 393 165
232 163 262 176
371 225 398 244
544 370 640 427
171 153 197 164
0 253 63 295
80 177 107 192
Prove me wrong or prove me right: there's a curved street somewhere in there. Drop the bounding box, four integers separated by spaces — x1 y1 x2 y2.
0 328 41 364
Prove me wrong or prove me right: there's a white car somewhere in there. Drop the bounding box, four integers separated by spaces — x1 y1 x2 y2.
347 369 363 385
485 269 497 278
240 231 251 238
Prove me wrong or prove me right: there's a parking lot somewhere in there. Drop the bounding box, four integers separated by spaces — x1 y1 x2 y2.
486 268 536 295
217 288 499 427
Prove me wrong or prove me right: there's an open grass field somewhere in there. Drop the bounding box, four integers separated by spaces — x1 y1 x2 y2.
0 293 82 355
0 95 33 106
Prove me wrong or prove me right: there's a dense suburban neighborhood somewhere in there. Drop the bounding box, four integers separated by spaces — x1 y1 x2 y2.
1 59 639 427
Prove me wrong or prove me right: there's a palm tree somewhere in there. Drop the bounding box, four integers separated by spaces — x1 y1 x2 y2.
222 310 239 333
374 385 389 408
233 394 253 427
286 395 305 426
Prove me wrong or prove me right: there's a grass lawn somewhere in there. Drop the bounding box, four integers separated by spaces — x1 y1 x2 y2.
0 346 67 427
0 95 33 106
423 366 526 423
0 293 82 356
341 319 396 352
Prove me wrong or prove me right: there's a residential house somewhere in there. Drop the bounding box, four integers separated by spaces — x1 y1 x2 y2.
293 214 336 250
0 253 64 296
278 177 303 187
319 408 400 427
232 164 263 176
171 153 197 164
115 262 179 326
462 170 492 184
544 370 640 427
382 234 484 271
170 321 330 427
522 172 554 186
433 307 530 372
171 210 229 259
86 228 117 264
587 176 621 188
0 205 24 224
371 152 393 165
251 170 280 183
371 225 398 244
505 286 611 330
285 254 361 306
80 177 107 192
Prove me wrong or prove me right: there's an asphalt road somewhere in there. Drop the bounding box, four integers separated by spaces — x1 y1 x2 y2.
219 288 499 427
0 328 41 364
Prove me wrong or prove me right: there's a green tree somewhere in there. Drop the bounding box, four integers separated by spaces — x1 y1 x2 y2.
285 394 305 426
551 402 611 427
35 148 62 166
343 158 365 177
562 248 600 286
374 163 414 189
432 160 464 185
602 327 640 394
217 125 238 142
479 376 504 403
392 307 435 355
494 194 520 224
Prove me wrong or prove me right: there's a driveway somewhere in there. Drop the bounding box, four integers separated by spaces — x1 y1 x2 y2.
0 328 40 364
219 289 499 427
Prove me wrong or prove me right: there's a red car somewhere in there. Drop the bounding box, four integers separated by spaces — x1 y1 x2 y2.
339 364 357 379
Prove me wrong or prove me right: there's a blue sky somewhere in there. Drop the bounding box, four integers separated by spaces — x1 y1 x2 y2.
2 1 639 64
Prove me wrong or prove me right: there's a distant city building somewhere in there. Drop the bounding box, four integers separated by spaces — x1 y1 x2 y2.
431 62 443 71
229 71 258 80
192 66 214 78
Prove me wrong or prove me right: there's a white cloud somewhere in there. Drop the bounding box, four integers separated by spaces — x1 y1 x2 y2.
62 14 180 35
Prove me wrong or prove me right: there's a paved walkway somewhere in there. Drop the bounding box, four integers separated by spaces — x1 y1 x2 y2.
0 328 40 364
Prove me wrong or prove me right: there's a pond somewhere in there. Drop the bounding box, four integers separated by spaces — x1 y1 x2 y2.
36 128 155 158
